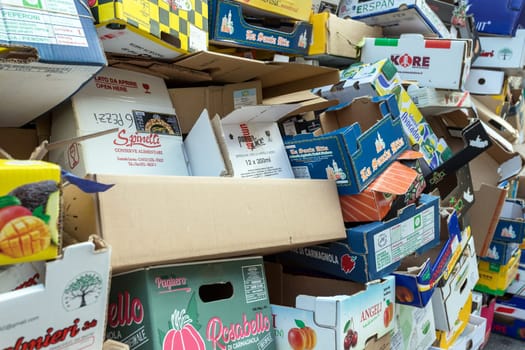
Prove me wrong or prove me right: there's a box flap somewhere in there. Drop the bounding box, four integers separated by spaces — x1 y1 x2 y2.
263 90 338 117
367 161 419 195
184 109 228 176
221 104 302 124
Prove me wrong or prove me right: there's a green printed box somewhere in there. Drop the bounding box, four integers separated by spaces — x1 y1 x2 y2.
106 256 275 350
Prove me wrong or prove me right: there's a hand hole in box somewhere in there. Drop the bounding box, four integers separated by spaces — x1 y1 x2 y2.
478 78 486 85
199 282 234 303
106 23 126 30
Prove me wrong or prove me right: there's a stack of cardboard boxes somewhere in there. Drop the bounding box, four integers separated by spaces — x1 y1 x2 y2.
2 0 525 349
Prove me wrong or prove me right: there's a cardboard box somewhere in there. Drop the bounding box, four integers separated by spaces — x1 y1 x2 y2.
472 95 520 144
49 67 189 177
492 294 525 340
475 250 521 296
361 36 472 90
338 0 450 38
104 340 130 350
480 293 497 344
307 12 382 65
284 95 408 195
315 59 452 170
391 301 436 350
473 30 525 74
0 160 61 266
0 0 106 127
394 211 468 308
312 0 340 14
467 0 525 36
231 0 312 21
0 238 111 350
0 128 39 160
173 51 340 98
275 193 440 283
338 150 426 223
63 172 346 272
507 265 525 297
433 314 487 350
267 262 395 350
433 293 472 349
431 236 479 331
90 0 208 59
466 129 522 257
208 0 312 55
107 256 274 350
407 86 473 118
481 240 520 265
493 199 525 243
464 69 506 95
0 261 45 294
168 80 263 134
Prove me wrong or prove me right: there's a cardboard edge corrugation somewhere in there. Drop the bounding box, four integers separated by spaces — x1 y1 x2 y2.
63 175 346 272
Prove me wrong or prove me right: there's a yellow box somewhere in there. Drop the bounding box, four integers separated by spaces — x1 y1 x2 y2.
434 293 472 349
308 12 382 58
475 249 521 296
232 0 312 21
91 0 208 59
0 160 61 266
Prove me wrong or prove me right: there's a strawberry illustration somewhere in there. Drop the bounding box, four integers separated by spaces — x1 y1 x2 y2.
341 254 356 273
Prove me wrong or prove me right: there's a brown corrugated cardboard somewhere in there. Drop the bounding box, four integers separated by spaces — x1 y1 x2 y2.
174 51 340 98
169 81 263 134
467 127 522 256
64 175 345 272
0 128 39 159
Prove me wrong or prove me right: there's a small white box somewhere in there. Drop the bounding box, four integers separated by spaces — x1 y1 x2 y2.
361 35 472 90
449 315 487 350
473 29 525 74
465 69 506 95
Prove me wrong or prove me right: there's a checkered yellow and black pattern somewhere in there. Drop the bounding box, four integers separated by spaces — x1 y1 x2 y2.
91 0 208 53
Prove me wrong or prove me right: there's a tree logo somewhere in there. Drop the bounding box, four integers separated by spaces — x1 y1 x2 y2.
62 272 104 311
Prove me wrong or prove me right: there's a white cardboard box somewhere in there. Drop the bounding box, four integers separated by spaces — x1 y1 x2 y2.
449 315 487 350
464 69 506 95
339 0 450 38
391 301 436 350
0 239 111 350
361 35 472 90
0 262 45 294
50 67 188 177
473 29 525 74
431 235 479 331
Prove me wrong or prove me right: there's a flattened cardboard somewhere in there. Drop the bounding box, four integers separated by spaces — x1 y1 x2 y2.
63 174 345 272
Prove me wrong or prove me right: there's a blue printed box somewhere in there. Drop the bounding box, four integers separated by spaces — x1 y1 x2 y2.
394 210 469 308
493 294 525 340
275 194 440 283
494 199 525 243
284 95 408 195
467 0 525 36
480 240 521 265
209 0 311 55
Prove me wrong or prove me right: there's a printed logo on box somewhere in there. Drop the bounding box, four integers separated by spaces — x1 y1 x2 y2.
351 0 397 15
390 54 431 69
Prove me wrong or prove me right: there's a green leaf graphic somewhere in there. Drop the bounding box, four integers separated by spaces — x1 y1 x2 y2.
186 292 201 331
344 319 351 333
295 319 306 328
